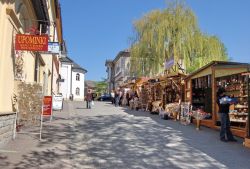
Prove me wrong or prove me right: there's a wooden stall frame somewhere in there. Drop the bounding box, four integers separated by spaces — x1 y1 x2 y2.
185 61 250 138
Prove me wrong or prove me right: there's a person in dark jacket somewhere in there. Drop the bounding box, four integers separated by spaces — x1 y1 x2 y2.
85 90 93 109
217 87 237 142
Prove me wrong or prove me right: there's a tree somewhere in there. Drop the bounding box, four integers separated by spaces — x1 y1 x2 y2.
130 0 228 76
95 80 108 96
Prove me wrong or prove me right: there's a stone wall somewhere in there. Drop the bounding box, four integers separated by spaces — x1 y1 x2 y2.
16 82 43 126
0 113 16 147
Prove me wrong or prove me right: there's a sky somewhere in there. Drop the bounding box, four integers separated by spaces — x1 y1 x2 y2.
60 0 250 81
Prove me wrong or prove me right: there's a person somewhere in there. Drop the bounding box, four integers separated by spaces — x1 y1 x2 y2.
85 90 93 109
115 90 120 107
111 90 115 104
122 91 128 106
119 90 123 106
126 91 130 106
217 87 237 142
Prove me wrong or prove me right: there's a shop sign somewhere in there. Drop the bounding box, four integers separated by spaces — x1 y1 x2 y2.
48 42 60 53
43 96 52 116
165 57 174 70
52 94 63 110
15 34 48 51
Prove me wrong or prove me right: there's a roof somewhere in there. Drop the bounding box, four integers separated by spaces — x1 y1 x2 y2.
105 60 113 66
59 56 73 63
185 61 249 79
113 50 130 63
72 62 87 73
85 80 96 88
60 57 87 73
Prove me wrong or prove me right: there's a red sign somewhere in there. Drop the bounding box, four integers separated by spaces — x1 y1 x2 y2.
15 34 48 51
43 96 52 116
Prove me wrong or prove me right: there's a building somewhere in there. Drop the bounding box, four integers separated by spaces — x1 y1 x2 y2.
0 0 64 147
85 80 96 94
105 60 114 94
105 49 131 93
59 57 87 101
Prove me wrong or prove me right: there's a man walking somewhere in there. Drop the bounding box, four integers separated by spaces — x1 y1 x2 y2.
85 90 93 109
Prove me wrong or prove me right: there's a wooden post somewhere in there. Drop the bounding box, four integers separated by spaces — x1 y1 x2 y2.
212 66 216 126
244 73 250 148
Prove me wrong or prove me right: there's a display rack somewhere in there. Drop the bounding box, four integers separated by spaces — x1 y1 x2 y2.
216 73 249 129
191 75 212 118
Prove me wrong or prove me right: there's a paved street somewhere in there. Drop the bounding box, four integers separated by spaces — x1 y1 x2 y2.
1 101 250 169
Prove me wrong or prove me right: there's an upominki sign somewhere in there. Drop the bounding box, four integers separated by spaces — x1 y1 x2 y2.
15 34 48 51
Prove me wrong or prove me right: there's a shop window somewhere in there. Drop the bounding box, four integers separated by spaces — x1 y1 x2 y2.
76 73 80 81
75 87 80 95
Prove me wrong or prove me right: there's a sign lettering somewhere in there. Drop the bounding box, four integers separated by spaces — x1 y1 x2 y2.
43 96 52 116
15 34 48 51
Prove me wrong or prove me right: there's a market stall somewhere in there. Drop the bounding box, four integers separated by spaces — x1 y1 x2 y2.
140 81 152 111
161 73 186 120
129 77 149 110
185 61 250 139
148 78 163 113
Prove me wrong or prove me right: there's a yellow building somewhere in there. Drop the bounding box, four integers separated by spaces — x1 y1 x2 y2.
0 0 64 146
0 0 63 112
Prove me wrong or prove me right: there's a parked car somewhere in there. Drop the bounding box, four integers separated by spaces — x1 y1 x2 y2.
97 94 112 101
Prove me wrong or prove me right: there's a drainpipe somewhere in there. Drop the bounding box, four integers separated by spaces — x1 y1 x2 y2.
70 64 73 100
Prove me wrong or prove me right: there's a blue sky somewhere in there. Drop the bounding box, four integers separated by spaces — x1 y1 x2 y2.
60 0 250 81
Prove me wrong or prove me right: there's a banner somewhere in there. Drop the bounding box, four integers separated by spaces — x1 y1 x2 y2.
15 34 48 51
43 96 52 116
164 57 174 70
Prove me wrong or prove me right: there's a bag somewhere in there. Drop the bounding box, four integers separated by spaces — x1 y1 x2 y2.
91 101 94 106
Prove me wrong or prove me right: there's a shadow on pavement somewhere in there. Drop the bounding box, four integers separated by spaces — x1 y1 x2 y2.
76 107 87 109
1 102 250 169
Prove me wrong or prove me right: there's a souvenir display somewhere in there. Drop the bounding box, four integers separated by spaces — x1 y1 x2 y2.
217 73 249 128
191 75 212 119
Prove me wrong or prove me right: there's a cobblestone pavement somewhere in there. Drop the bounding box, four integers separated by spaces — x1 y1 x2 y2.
1 101 250 169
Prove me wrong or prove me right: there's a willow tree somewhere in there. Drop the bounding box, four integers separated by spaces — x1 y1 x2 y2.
130 0 228 77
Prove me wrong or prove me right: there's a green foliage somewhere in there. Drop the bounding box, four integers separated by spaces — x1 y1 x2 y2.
130 0 228 76
95 80 108 96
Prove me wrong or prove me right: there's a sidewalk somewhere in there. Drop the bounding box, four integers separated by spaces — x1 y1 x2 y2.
0 101 71 169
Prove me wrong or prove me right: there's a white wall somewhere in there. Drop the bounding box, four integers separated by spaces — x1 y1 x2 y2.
59 64 72 99
72 71 85 100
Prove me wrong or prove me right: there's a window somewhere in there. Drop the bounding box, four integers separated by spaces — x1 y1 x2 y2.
75 87 80 95
76 73 80 81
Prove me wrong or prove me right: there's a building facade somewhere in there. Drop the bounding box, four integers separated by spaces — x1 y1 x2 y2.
105 50 131 93
0 0 63 147
59 57 87 101
0 0 64 112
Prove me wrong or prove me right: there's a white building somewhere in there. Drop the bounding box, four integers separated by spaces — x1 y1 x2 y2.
59 57 87 100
